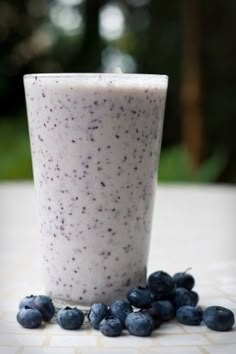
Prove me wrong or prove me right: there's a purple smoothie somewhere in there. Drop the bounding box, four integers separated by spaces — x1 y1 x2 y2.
24 73 168 305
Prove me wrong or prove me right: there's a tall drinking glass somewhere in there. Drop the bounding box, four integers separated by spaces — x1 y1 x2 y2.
24 73 168 306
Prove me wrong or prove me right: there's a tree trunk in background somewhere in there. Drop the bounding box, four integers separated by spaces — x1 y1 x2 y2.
71 0 107 72
138 0 161 73
180 0 204 170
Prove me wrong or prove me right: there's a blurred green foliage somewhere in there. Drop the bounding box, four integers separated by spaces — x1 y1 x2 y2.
0 117 32 180
0 0 235 182
159 146 227 183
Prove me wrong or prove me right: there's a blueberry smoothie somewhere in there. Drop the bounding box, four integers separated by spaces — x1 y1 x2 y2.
24 73 168 306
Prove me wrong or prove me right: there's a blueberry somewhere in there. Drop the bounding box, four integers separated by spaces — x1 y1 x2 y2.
125 312 154 336
203 306 235 331
149 300 175 321
172 287 195 309
140 309 162 329
99 317 123 337
176 306 203 325
147 271 176 300
127 287 152 308
17 306 43 329
19 295 36 309
190 290 199 306
152 316 162 329
110 300 132 328
33 295 55 321
173 271 195 291
143 302 160 319
88 303 109 330
57 307 84 330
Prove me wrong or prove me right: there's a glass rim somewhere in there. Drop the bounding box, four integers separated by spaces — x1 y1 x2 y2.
23 73 168 90
24 73 168 80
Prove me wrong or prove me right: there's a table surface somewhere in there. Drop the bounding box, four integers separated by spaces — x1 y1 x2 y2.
0 183 236 354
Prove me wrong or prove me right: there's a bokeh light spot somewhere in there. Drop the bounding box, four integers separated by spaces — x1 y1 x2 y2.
99 3 125 41
50 4 83 33
102 47 137 73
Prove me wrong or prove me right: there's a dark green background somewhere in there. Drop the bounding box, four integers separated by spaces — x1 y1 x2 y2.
0 0 236 182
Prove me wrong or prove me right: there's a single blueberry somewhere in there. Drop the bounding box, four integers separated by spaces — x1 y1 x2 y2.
176 305 203 325
99 317 123 337
140 309 162 329
144 302 160 319
147 271 176 300
149 300 175 321
88 303 109 330
57 307 84 330
172 287 195 309
190 290 199 306
19 295 36 309
33 295 55 321
110 300 132 328
152 316 162 329
203 306 235 331
127 287 152 308
125 312 154 336
173 271 195 291
17 306 43 329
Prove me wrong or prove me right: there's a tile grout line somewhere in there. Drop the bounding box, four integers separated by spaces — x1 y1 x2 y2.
16 347 24 354
197 345 210 354
43 334 51 347
96 332 104 348
204 332 217 345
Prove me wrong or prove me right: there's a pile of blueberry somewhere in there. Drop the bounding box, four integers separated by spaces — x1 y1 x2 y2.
17 269 235 337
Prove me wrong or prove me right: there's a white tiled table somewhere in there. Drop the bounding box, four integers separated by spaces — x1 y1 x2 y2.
0 183 236 354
